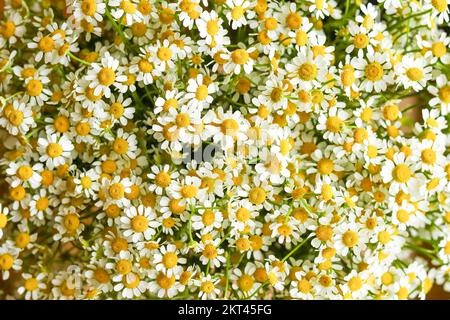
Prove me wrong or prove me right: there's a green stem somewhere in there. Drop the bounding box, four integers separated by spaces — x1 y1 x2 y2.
224 251 230 299
282 235 311 262
105 7 136 53
67 52 91 65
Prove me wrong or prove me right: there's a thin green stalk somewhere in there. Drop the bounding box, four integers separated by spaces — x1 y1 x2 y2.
282 235 311 262
224 251 230 299
67 52 91 66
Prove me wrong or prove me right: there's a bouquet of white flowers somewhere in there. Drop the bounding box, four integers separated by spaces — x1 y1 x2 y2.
0 0 450 300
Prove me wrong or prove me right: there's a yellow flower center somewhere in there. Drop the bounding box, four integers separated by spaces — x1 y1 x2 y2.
155 171 171 187
286 12 301 29
363 16 374 29
298 63 318 81
317 158 334 175
54 115 70 133
2 21 16 38
397 209 410 223
0 214 7 229
297 279 311 293
367 145 378 158
156 272 175 289
270 87 283 102
123 274 140 288
315 0 325 10
76 122 91 136
432 41 447 57
378 231 391 244
221 118 239 135
202 244 217 259
97 67 116 86
110 102 124 119
47 143 63 158
159 8 175 24
321 184 333 201
238 274 254 292
421 148 436 164
365 62 384 81
248 187 266 205
236 208 250 222
231 49 249 65
109 183 124 199
157 47 172 61
63 213 80 232
406 67 424 81
444 241 450 255
131 215 148 232
201 210 214 226
131 22 147 37
113 138 129 155
24 278 39 291
17 165 33 180
181 185 198 198
201 281 215 294
38 36 54 52
381 272 393 285
319 275 332 287
432 0 448 12
439 85 450 103
10 185 26 201
264 17 278 30
295 30 308 46
6 108 24 126
354 34 369 49
175 113 191 128
120 0 136 14
348 276 363 292
316 225 333 242
86 86 103 101
231 6 244 20
195 84 208 100
341 69 355 86
162 252 178 268
278 224 292 236
342 230 359 247
116 259 132 275
26 79 43 96
0 253 14 270
393 164 411 183
326 116 342 132
206 19 219 36
81 0 97 16
138 59 153 73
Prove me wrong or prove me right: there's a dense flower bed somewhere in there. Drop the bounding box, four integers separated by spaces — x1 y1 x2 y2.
0 0 450 299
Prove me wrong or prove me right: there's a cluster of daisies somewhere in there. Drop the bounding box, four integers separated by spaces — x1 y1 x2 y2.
0 0 450 300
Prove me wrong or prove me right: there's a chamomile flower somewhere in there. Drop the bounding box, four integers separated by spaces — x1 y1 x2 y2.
0 100 35 136
428 74 450 115
17 273 47 300
395 55 432 91
222 46 256 75
0 11 27 47
380 152 418 194
226 0 254 30
37 134 75 170
120 205 159 243
185 74 216 109
286 47 328 86
354 47 393 93
109 0 143 26
153 244 186 276
86 52 126 98
195 274 221 299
